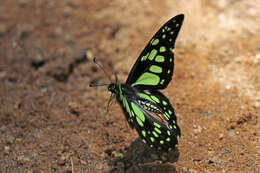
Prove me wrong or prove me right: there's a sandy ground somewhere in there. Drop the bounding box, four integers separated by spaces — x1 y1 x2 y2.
0 0 259 172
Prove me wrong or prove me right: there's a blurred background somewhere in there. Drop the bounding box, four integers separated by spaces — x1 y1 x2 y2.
0 0 259 172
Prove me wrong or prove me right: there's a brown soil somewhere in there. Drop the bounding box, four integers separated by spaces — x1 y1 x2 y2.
0 0 259 172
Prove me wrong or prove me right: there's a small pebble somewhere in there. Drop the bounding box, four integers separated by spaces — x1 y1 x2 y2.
189 168 198 173
6 136 15 144
211 156 222 164
204 112 211 118
57 156 66 166
254 101 260 108
226 85 231 89
219 133 224 139
4 146 10 151
228 129 235 137
95 163 104 170
221 148 231 154
208 160 214 164
41 87 47 92
182 167 188 173
86 50 93 59
253 54 260 63
193 126 202 134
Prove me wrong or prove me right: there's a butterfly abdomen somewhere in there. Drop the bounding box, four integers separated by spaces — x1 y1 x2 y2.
137 99 162 114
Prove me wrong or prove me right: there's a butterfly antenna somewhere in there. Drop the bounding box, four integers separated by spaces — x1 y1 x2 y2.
93 57 113 82
89 82 110 87
114 72 120 83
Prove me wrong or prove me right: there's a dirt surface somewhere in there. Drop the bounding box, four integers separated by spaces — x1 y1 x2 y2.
0 0 259 172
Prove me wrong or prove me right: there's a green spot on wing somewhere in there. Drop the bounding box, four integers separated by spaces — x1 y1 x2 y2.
162 34 166 39
133 72 160 86
162 100 167 105
155 55 165 62
151 95 160 103
117 152 124 158
160 140 164 144
150 137 155 142
160 79 165 85
166 137 171 142
164 112 170 118
123 98 131 116
154 127 161 134
164 113 170 120
131 102 145 122
153 122 161 128
160 46 166 52
152 131 159 138
142 130 146 137
167 130 171 136
141 52 149 61
151 39 159 45
138 93 154 103
149 65 162 73
148 49 157 61
136 116 144 127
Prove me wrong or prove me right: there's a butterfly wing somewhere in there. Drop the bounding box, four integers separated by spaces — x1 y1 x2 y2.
119 87 180 151
126 14 184 90
131 91 180 151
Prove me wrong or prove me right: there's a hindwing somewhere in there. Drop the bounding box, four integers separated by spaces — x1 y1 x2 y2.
117 84 180 151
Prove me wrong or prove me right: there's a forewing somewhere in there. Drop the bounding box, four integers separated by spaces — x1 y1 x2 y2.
126 14 184 90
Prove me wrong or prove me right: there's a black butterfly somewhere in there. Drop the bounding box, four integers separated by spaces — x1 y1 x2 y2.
92 14 184 151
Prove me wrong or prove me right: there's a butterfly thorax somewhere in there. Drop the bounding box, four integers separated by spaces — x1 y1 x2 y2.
108 81 137 100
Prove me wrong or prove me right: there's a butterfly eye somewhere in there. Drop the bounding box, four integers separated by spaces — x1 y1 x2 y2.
108 84 116 93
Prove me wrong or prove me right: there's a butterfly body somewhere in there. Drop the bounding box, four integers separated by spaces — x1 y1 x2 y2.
105 14 184 151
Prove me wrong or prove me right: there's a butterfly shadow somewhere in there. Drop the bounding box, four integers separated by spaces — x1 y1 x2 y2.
110 138 180 173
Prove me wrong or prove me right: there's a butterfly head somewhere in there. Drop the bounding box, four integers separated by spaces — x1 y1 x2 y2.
108 83 116 93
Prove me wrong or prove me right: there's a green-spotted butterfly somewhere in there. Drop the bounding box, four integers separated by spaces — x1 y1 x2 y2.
91 14 184 151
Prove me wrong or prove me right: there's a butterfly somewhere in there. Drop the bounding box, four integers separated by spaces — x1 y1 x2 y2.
91 14 184 151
